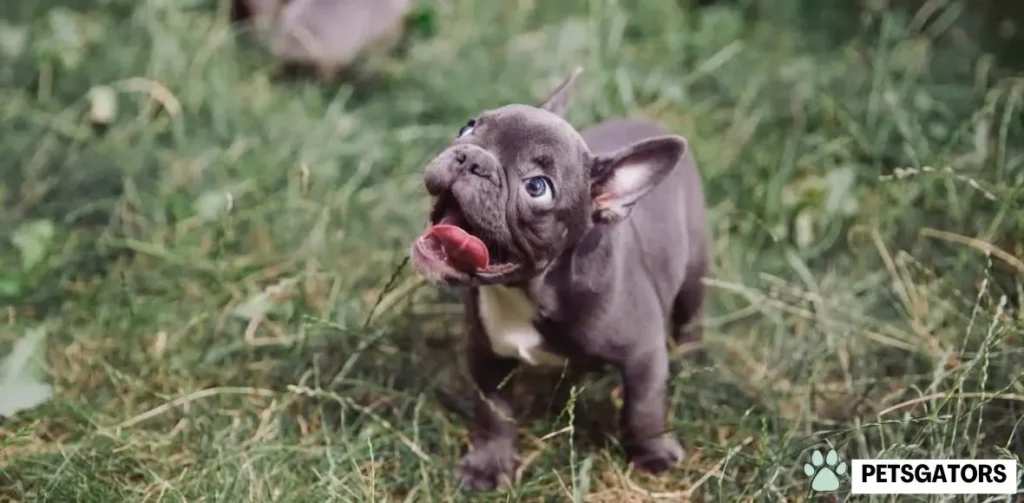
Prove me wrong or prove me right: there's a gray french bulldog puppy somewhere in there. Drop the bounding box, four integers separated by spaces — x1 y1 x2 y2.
410 67 709 491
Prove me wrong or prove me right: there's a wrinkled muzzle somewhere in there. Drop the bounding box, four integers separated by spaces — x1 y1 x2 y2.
411 145 522 284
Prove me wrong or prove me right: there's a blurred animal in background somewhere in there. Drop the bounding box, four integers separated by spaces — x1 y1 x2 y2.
230 0 416 81
231 0 282 28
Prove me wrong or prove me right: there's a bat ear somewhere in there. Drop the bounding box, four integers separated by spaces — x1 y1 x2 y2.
589 135 688 225
538 66 583 117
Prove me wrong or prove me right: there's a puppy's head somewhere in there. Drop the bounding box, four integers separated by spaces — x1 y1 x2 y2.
411 67 687 286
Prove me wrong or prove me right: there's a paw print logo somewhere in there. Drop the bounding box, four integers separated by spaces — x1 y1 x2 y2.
804 448 847 492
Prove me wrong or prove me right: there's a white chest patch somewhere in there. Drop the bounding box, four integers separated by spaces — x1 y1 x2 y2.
477 286 566 367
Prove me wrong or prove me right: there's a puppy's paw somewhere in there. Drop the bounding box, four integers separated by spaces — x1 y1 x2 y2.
455 442 517 491
628 436 686 474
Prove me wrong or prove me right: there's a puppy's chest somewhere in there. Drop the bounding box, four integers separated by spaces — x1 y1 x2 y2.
476 286 566 367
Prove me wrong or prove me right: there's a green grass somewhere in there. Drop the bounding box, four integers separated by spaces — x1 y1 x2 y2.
1 0 1022 501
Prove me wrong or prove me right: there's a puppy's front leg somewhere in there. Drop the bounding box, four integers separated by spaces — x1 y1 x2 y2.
456 324 520 491
619 343 685 473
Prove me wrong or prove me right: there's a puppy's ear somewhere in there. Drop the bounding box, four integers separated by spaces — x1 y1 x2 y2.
538 66 583 117
589 135 687 224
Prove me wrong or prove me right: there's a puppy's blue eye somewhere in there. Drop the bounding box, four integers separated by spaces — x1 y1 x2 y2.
524 176 551 198
457 119 476 138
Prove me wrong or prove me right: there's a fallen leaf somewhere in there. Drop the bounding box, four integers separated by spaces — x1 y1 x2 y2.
824 166 859 216
87 85 118 124
0 327 54 418
794 210 815 249
232 277 299 321
12 219 55 271
0 379 54 418
0 21 28 58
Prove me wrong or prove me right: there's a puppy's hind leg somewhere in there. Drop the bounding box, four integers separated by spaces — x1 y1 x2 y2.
617 333 685 473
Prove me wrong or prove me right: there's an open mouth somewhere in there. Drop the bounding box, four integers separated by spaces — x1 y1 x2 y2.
412 194 520 280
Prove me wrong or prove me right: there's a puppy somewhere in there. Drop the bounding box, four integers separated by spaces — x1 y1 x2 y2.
409 67 710 490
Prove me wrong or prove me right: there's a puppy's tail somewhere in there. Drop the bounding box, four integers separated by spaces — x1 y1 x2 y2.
670 271 705 348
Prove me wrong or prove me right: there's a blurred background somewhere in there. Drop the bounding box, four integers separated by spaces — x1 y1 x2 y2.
0 0 1021 501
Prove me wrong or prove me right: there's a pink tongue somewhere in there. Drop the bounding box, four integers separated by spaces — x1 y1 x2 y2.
426 224 490 271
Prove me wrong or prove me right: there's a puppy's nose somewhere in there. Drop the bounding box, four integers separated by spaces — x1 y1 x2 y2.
454 149 494 182
424 146 498 196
